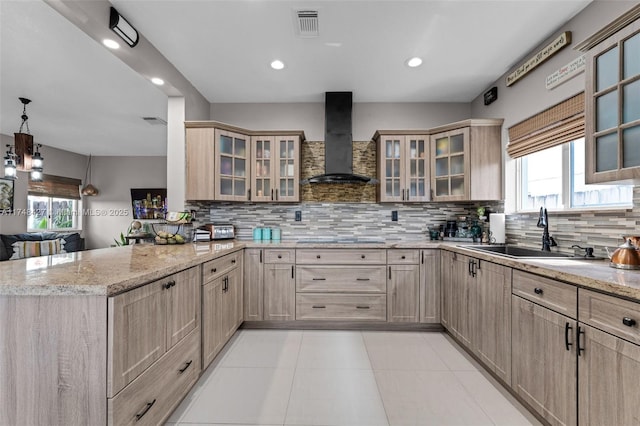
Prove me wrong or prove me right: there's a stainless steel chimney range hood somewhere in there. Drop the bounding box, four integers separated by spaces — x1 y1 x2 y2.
301 92 377 185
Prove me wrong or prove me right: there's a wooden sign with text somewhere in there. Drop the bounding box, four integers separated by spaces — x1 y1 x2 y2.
506 31 572 87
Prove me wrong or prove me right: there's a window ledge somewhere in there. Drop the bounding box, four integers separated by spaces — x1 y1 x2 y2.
511 206 633 216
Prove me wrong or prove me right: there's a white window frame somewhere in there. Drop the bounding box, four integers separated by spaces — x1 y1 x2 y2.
27 195 83 232
516 140 632 213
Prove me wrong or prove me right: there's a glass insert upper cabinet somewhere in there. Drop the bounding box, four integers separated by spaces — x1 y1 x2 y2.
376 134 430 202
581 12 640 183
251 135 300 202
215 129 249 201
430 120 503 202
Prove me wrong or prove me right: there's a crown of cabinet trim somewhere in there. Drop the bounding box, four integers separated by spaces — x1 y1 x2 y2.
372 118 504 140
185 121 306 140
575 4 640 52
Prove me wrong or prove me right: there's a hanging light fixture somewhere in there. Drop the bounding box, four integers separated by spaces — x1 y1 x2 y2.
81 154 99 196
3 145 17 180
30 144 44 182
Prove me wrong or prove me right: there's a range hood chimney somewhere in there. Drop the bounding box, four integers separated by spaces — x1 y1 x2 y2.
302 92 376 184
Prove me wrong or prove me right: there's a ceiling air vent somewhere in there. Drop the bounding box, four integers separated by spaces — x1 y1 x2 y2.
142 117 167 126
294 10 319 37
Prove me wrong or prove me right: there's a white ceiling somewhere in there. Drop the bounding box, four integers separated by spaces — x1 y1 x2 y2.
0 0 592 156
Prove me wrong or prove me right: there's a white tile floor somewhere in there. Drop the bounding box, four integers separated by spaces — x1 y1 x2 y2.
166 330 542 426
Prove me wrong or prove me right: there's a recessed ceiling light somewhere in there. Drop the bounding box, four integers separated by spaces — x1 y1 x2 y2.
270 60 285 70
151 77 165 86
406 57 423 68
102 39 120 49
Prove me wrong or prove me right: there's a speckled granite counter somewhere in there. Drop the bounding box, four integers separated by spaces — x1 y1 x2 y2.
2 238 639 301
0 241 244 296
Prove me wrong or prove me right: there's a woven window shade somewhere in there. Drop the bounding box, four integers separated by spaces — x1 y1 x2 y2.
507 92 585 159
29 174 81 200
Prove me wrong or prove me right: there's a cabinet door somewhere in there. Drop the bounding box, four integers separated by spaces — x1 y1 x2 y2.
378 136 405 202
431 128 470 201
585 20 640 184
244 249 264 321
474 260 512 383
167 267 200 349
202 277 225 368
387 264 419 323
108 280 167 397
512 296 577 426
222 267 243 341
420 249 440 323
251 136 274 202
450 253 473 348
578 324 640 426
440 251 453 329
215 129 250 201
264 263 295 320
185 127 215 200
404 136 430 202
275 136 300 202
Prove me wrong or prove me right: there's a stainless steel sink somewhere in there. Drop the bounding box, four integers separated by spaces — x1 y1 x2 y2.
462 245 603 260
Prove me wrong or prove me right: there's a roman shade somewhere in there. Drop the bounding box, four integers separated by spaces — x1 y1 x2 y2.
507 92 585 158
28 174 81 200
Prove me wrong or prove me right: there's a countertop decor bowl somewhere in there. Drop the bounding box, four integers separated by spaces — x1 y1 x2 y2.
151 222 193 244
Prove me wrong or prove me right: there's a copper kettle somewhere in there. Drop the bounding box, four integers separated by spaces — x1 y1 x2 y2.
606 239 640 270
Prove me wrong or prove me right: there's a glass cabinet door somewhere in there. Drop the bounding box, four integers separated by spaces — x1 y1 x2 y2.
252 137 273 201
216 130 249 201
381 137 403 201
586 23 640 182
275 136 299 202
405 136 430 201
432 129 468 200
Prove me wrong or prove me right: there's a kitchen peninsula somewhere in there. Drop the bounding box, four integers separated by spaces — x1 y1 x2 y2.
2 239 640 425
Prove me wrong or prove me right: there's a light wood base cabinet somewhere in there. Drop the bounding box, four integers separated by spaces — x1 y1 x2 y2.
512 295 577 426
387 251 420 323
265 263 296 320
108 329 200 426
244 248 264 321
202 253 243 368
420 249 440 323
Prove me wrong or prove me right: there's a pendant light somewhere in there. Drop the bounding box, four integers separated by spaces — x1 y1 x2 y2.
3 145 17 180
81 154 99 196
30 144 44 182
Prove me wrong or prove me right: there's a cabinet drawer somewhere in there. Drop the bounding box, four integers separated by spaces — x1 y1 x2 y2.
512 270 577 318
203 251 241 283
387 249 420 264
264 249 295 264
108 328 200 426
296 249 386 265
579 289 640 345
296 294 387 321
296 266 386 293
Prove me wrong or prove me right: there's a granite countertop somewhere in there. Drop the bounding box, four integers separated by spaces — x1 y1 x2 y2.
2 238 639 302
0 241 244 296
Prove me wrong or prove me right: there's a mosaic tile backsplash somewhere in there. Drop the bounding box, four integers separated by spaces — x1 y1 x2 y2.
187 201 504 241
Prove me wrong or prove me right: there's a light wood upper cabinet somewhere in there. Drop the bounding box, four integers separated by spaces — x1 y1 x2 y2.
185 127 215 200
215 129 250 201
376 134 430 202
251 135 300 202
580 14 640 184
185 122 305 202
430 122 502 201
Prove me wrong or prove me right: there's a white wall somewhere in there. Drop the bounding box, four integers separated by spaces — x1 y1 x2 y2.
469 1 639 212
0 133 87 234
210 102 470 141
84 156 167 249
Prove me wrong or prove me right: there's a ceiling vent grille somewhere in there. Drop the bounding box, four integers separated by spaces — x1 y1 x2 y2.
142 117 167 126
295 10 319 37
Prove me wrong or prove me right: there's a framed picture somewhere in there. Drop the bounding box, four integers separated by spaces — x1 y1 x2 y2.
0 178 14 213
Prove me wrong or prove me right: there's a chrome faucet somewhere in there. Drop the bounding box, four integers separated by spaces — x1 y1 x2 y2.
536 207 557 251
